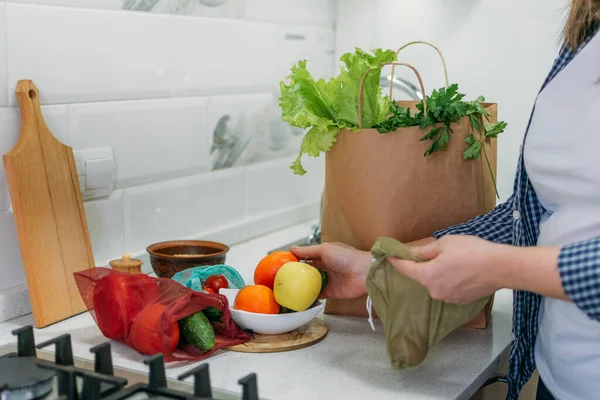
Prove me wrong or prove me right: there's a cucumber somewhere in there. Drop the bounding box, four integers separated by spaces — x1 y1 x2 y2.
179 311 215 351
202 306 222 322
279 306 296 314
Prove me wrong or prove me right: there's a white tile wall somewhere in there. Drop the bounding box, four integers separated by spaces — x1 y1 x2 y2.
246 156 324 217
166 0 245 18
10 0 120 9
278 24 335 81
83 190 125 264
6 3 171 106
70 97 209 188
208 92 282 169
243 0 336 25
0 211 25 291
124 167 245 251
171 17 279 96
0 4 8 107
0 105 69 211
0 0 335 321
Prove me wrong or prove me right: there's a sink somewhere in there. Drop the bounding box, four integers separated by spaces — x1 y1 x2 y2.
268 237 313 254
268 223 321 254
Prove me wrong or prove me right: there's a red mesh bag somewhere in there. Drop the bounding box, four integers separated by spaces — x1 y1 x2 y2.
74 267 250 362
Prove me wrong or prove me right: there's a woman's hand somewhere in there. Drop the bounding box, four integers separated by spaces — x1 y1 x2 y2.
291 243 373 300
390 235 507 305
391 235 567 304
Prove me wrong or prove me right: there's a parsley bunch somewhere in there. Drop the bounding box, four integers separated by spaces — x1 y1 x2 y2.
375 84 505 198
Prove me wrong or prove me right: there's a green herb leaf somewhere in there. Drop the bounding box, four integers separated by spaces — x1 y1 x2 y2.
469 114 480 131
438 127 450 151
463 134 482 160
484 121 508 139
376 103 418 133
422 127 449 156
420 127 441 142
465 133 477 145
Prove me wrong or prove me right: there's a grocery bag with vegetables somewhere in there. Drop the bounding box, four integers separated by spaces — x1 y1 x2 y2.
73 268 250 362
280 41 500 325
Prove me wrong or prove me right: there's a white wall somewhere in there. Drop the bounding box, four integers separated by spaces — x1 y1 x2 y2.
0 0 334 322
336 0 568 202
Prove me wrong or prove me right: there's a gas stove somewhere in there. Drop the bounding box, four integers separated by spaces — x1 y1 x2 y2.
0 325 261 400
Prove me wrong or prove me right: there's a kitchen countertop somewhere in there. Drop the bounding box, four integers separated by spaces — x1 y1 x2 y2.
0 221 513 400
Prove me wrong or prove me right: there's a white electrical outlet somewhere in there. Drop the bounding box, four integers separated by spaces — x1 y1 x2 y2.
73 147 115 201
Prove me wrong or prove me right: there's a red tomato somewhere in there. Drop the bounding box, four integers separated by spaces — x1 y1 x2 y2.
93 274 159 340
129 304 179 355
205 275 228 294
202 286 215 294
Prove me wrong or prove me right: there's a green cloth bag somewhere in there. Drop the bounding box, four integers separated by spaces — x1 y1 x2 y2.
365 237 491 369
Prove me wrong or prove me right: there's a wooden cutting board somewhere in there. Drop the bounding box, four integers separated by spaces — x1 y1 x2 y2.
225 318 328 353
2 80 95 328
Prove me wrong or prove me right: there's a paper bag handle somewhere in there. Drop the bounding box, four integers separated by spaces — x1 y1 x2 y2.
389 41 449 99
358 62 427 129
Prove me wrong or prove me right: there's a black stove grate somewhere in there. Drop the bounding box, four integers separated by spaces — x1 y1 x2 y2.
1 325 260 400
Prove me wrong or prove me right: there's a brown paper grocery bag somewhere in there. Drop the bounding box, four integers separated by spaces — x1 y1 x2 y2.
322 42 497 329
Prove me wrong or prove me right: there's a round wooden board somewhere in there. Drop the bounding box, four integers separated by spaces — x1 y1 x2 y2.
225 318 328 353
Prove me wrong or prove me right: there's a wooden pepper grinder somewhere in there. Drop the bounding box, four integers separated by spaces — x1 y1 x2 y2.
109 254 142 274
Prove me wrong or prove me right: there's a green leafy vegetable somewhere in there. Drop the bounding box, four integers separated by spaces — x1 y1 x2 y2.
279 47 506 198
279 48 396 175
462 118 507 198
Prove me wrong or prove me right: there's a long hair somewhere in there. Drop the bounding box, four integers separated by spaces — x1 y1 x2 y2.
563 0 600 50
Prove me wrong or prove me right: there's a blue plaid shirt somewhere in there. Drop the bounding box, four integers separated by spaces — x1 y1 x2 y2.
434 31 600 400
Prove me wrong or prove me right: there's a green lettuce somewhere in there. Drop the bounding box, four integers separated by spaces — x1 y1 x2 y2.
279 48 396 175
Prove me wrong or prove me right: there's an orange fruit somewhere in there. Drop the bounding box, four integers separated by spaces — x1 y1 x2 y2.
254 251 299 289
234 285 280 314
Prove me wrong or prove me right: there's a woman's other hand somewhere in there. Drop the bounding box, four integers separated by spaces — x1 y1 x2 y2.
390 235 505 304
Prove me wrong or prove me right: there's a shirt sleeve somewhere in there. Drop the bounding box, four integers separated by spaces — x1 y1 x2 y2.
432 195 515 245
558 236 600 320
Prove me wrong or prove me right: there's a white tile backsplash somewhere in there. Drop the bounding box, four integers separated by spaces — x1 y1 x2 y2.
171 17 279 96
6 3 171 105
83 190 125 264
246 156 324 216
278 24 335 81
0 211 25 291
208 92 302 169
243 0 336 25
0 0 334 321
166 0 245 18
70 97 209 188
124 167 245 251
0 105 69 211
0 4 8 107
10 0 121 10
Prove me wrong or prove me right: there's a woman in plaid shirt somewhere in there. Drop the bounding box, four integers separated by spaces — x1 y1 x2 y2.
293 2 600 399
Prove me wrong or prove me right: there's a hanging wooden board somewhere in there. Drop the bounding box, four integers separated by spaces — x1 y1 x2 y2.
2 80 95 328
225 318 328 353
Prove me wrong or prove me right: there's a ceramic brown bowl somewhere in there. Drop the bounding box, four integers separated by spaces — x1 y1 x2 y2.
146 240 230 278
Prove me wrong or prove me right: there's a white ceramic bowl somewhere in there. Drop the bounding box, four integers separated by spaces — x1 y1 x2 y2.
220 288 324 335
